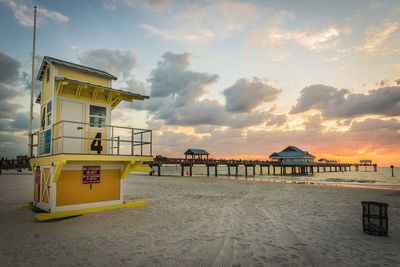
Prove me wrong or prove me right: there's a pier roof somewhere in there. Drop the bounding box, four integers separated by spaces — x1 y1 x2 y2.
269 146 315 159
184 149 209 156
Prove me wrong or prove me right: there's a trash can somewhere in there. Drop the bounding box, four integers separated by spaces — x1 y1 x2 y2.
362 201 388 236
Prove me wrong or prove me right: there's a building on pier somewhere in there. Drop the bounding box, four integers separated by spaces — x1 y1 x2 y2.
269 146 315 165
29 56 153 213
184 149 209 161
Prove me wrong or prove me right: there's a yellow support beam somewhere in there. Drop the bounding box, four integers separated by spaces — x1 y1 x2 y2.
56 82 63 96
106 92 114 104
121 160 135 180
30 163 35 176
75 85 82 98
92 88 99 99
111 99 121 110
52 160 66 183
35 201 147 221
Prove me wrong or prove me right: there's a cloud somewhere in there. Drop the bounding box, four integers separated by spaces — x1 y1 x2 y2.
141 1 258 42
148 52 219 106
0 53 21 83
103 0 170 11
303 114 324 131
141 24 214 42
77 49 137 78
7 0 68 27
290 84 400 119
0 101 22 118
369 1 385 10
356 21 398 53
252 26 341 52
223 77 281 113
124 75 150 95
132 51 282 129
0 53 24 118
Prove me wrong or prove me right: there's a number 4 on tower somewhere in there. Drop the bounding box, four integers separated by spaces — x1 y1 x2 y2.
91 132 103 154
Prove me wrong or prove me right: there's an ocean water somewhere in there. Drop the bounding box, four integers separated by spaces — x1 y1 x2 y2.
151 165 400 185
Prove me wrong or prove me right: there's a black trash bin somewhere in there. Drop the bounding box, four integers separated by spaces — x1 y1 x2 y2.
362 201 388 236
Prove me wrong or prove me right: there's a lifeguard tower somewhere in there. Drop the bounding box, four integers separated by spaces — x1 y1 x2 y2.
29 56 152 215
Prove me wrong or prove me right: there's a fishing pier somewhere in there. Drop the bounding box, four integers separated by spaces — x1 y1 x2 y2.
148 157 377 177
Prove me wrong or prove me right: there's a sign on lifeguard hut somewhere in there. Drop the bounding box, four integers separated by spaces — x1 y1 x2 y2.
29 56 153 215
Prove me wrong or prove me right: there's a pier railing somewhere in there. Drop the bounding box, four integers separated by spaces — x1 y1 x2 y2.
151 157 362 167
31 120 152 157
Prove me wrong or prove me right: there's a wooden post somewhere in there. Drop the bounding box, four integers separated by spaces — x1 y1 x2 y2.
374 164 377 172
228 165 231 176
181 165 184 176
158 165 161 176
268 165 270 175
253 165 255 175
260 165 263 175
273 166 275 175
207 165 209 176
391 165 394 177
245 166 248 177
236 165 238 177
190 165 192 176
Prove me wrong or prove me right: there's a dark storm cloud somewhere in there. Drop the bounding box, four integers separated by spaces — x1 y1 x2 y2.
0 54 25 119
0 52 21 84
223 77 281 113
77 49 137 78
148 52 219 107
290 84 400 119
350 118 400 132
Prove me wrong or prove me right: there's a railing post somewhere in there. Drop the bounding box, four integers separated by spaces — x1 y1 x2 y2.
111 127 114 155
131 129 134 156
61 122 64 154
150 130 152 156
117 136 120 155
140 132 143 156
51 124 54 155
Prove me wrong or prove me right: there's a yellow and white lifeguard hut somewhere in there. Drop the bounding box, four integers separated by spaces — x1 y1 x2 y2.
29 56 152 215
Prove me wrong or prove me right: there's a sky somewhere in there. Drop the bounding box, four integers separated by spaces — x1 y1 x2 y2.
0 0 399 166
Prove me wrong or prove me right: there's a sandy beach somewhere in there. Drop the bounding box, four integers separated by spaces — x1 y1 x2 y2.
1 173 400 266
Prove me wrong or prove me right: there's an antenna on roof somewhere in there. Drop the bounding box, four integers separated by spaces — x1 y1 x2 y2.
28 6 37 158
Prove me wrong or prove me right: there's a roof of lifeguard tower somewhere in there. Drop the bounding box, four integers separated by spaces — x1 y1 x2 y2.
35 56 149 106
37 56 117 81
269 146 315 159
